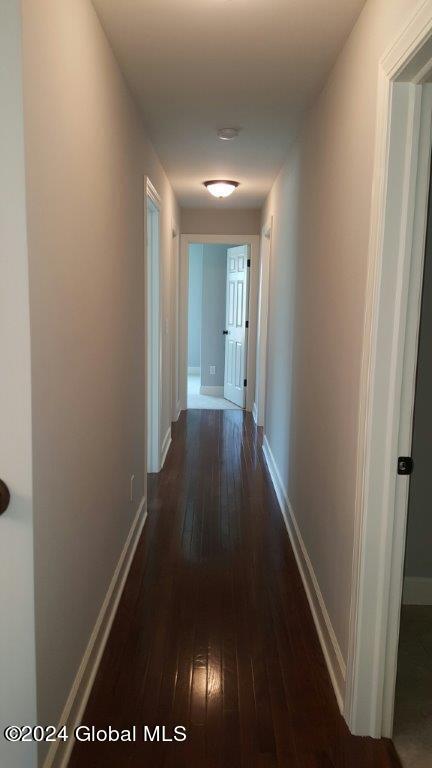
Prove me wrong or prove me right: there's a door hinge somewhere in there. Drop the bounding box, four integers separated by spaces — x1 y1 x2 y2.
397 456 413 475
245 320 249 328
244 379 247 387
247 258 251 267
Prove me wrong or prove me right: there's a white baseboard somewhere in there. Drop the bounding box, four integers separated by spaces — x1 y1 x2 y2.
252 401 258 425
160 426 172 469
43 497 147 768
403 576 432 605
188 366 200 375
200 385 224 396
262 435 346 711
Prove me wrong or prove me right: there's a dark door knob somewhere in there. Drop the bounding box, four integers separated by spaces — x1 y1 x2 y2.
223 330 229 335
0 480 10 515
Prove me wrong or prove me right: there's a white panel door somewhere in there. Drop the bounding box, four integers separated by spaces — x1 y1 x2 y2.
224 245 249 407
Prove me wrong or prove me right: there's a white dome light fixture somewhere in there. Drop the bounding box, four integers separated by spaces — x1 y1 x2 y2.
204 180 240 199
217 127 239 141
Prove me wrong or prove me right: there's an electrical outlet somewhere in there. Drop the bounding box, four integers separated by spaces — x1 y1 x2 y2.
210 365 216 375
130 474 135 502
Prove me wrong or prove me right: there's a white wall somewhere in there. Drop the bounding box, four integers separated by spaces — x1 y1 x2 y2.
181 208 261 235
21 0 179 751
187 245 203 369
0 3 37 766
261 0 419 683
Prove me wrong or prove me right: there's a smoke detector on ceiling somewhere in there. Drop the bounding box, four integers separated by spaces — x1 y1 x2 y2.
217 128 239 141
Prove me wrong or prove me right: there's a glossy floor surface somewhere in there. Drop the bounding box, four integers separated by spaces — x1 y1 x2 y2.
70 410 401 767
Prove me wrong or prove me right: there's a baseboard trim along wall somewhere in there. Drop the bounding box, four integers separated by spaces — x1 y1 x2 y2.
200 385 224 396
403 577 432 605
262 435 346 711
161 426 172 469
43 497 147 768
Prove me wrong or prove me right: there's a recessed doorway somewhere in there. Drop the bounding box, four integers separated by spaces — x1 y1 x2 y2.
179 234 260 414
344 8 432 750
186 242 249 410
392 160 432 768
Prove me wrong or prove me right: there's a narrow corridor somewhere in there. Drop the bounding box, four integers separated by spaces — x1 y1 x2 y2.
69 411 401 767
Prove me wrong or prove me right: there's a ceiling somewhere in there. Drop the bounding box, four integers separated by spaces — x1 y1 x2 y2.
92 0 366 209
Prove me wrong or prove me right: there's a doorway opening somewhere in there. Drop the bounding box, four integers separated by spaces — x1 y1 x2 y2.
186 242 247 410
392 164 432 768
344 4 432 750
145 178 162 473
179 234 260 414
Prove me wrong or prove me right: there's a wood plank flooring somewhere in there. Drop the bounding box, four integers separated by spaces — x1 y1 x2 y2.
69 410 401 768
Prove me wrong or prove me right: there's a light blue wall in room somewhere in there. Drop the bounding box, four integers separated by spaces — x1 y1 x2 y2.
201 245 232 387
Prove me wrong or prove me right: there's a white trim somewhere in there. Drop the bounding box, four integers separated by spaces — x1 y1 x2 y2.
43 497 147 768
255 219 272 428
252 401 258 425
262 436 346 712
146 176 162 207
188 366 200 375
403 577 432 605
179 234 260 414
171 222 181 423
346 0 432 739
145 177 162 473
199 385 224 396
160 426 172 469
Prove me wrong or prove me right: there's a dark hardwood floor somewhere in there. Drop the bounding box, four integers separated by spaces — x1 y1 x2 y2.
69 410 401 768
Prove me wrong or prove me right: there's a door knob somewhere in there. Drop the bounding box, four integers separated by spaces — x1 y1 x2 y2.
223 330 229 335
0 479 10 515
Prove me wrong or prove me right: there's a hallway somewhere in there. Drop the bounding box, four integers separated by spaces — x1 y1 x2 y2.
5 2 432 766
69 411 400 768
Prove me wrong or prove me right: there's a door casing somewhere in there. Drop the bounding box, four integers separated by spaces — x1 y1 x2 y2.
145 177 162 473
254 219 272 427
345 1 432 739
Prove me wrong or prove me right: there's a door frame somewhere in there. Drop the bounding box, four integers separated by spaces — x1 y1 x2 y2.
254 219 272 427
145 177 162 473
179 234 260 412
345 0 432 739
171 220 181 422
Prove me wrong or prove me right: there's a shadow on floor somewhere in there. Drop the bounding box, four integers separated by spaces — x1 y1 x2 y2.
393 604 432 768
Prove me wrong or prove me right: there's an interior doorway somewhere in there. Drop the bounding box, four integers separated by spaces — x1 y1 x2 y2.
392 165 432 768
186 242 247 410
180 234 260 413
145 178 162 472
344 8 432 738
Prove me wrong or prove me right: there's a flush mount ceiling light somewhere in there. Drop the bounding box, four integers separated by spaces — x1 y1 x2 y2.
217 127 239 141
204 180 240 198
